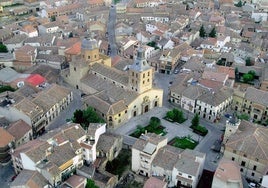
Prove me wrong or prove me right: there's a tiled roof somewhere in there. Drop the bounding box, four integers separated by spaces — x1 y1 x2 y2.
97 133 122 153
202 70 228 83
214 159 242 184
25 74 46 87
152 145 182 171
14 98 43 119
244 87 268 106
91 63 129 86
132 133 167 151
7 119 31 141
10 170 48 188
144 177 167 188
226 120 268 161
81 73 138 106
0 127 15 147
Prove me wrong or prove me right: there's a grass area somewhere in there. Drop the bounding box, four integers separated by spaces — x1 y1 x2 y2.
130 125 167 138
0 85 15 93
169 136 198 150
191 125 208 136
105 149 131 178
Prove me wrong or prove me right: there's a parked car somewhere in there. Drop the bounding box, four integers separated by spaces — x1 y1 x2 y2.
224 114 232 119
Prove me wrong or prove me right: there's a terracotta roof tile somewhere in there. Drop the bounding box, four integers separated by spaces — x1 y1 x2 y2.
0 127 15 147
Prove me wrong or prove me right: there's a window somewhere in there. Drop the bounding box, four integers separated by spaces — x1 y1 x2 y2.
240 168 243 172
74 67 76 71
188 175 192 178
88 56 90 59
118 113 121 117
252 172 255 177
232 157 235 161
253 165 257 171
241 161 246 167
244 154 247 158
143 73 145 78
125 110 127 114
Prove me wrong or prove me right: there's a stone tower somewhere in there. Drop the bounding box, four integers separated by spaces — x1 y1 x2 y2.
81 37 100 64
128 47 153 94
223 115 241 144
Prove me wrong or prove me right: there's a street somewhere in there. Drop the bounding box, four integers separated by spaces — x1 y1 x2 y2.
0 163 15 187
107 5 117 57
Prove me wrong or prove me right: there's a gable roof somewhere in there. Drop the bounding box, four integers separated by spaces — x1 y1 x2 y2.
226 120 268 161
0 127 15 147
7 119 31 140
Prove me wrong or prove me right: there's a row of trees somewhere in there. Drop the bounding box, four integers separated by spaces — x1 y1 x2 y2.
199 25 217 38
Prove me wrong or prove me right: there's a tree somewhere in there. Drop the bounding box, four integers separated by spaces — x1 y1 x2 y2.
248 70 255 77
191 114 200 127
69 32 73 38
245 57 252 66
149 117 161 129
71 107 105 130
235 0 243 7
50 15 56 22
86 179 99 188
166 110 175 121
72 109 84 124
199 25 206 38
242 73 253 83
0 43 8 53
209 27 217 38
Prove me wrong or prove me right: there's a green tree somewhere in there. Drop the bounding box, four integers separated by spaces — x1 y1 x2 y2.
72 109 84 124
71 107 105 129
248 70 255 77
50 15 56 22
173 109 185 123
199 25 206 38
191 114 200 127
166 110 175 120
245 57 252 66
235 0 243 7
69 32 73 38
209 27 217 38
242 73 253 83
149 117 161 129
0 43 8 53
86 179 99 188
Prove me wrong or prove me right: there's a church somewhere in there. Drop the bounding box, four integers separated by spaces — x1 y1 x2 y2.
63 37 163 128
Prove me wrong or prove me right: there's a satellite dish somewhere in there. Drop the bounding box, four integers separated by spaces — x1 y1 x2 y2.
17 81 25 88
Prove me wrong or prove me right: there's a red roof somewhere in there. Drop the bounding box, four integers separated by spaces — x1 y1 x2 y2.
26 74 46 87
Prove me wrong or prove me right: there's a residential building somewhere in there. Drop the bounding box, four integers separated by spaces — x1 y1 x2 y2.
38 22 60 35
158 45 183 74
7 119 32 148
81 123 106 164
212 159 243 188
10 170 49 188
144 177 167 188
195 87 233 122
11 123 85 185
0 96 46 138
0 127 15 164
20 25 38 38
62 175 87 188
132 133 168 177
171 149 205 188
223 120 268 183
13 45 37 71
63 37 163 129
96 132 123 161
232 87 268 124
31 84 73 126
3 34 28 52
0 84 73 137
